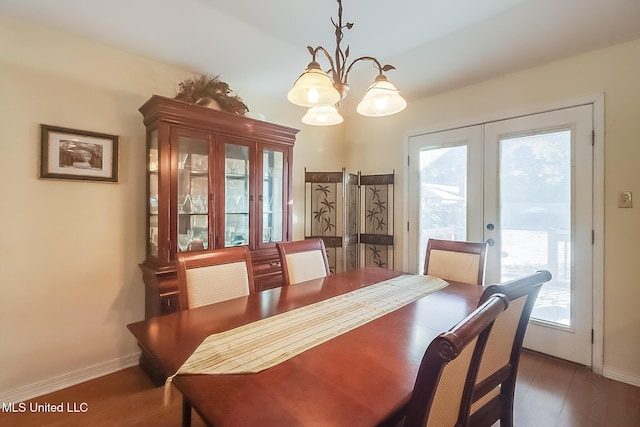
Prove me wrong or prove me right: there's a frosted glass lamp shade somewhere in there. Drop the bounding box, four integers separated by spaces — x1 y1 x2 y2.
301 105 344 126
356 75 407 117
287 63 341 108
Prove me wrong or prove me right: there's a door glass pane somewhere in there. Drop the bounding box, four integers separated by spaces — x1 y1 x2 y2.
263 150 284 243
225 144 250 247
499 130 571 327
418 145 467 272
177 136 209 252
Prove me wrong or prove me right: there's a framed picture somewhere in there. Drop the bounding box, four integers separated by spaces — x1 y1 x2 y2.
40 124 119 182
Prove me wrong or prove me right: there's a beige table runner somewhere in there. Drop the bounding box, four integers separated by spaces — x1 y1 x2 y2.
165 274 447 402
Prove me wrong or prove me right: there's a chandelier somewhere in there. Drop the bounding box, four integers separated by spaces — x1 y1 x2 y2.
287 0 407 126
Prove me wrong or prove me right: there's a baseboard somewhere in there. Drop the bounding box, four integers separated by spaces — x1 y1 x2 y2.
0 352 141 404
603 366 640 388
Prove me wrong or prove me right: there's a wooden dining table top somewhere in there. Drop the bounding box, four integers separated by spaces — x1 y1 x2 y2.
127 267 484 427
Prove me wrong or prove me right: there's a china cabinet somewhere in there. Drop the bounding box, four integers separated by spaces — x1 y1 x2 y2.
139 95 298 319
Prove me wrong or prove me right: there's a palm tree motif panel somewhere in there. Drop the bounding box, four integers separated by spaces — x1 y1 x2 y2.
305 170 343 273
360 173 394 269
305 169 394 272
310 181 338 238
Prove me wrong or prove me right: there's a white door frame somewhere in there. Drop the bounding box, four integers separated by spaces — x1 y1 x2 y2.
403 94 604 373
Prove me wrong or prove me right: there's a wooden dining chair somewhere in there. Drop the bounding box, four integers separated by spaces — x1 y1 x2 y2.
276 238 331 286
176 246 255 310
423 238 488 286
400 293 510 427
176 249 254 427
468 270 552 427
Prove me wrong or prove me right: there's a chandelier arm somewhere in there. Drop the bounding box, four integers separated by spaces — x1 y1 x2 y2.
311 46 338 78
344 56 384 84
307 45 318 62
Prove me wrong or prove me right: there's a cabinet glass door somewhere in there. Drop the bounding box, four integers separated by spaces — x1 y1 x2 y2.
225 143 250 247
262 149 284 243
177 136 209 252
148 130 159 257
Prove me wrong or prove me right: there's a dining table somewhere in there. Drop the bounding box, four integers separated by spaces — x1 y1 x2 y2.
127 267 484 427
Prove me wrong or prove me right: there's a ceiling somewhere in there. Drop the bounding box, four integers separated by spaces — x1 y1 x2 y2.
2 0 640 114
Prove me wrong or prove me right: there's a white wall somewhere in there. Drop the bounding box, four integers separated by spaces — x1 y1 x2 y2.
0 16 344 400
344 39 640 385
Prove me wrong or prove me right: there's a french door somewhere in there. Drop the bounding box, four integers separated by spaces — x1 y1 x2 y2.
408 105 594 365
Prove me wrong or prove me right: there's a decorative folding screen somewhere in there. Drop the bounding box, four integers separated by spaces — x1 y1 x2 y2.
305 168 394 273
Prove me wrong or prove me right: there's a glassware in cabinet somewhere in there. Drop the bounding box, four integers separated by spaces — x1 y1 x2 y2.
224 143 250 247
262 149 285 244
148 130 159 257
177 135 210 252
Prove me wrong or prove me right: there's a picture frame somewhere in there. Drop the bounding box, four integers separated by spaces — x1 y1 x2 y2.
40 124 119 182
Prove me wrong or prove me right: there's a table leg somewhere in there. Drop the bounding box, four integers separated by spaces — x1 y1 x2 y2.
182 395 192 427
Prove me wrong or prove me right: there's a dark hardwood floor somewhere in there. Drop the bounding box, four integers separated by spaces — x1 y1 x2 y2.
1 350 639 426
512 351 640 427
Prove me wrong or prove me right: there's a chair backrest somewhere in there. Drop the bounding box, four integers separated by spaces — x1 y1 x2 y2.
276 238 331 286
468 270 552 427
176 246 255 310
403 294 510 427
423 238 488 285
